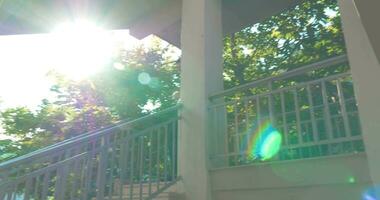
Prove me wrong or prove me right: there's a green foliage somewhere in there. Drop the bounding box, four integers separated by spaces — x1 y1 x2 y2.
223 0 345 88
1 107 39 138
43 76 118 139
0 139 19 161
91 42 180 119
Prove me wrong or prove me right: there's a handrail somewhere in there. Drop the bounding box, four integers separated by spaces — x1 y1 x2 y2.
0 104 182 169
209 54 348 100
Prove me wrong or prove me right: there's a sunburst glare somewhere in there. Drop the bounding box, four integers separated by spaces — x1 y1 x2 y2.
48 19 114 80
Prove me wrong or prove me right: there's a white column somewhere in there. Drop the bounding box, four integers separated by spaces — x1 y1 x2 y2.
338 0 380 191
179 0 223 199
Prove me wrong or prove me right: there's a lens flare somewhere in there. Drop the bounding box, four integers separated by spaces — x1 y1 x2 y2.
363 185 380 200
347 176 356 184
243 122 282 161
138 72 151 85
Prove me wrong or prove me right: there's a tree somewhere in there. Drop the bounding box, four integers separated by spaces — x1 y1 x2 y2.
90 40 180 119
0 107 55 161
223 0 345 89
0 107 39 138
45 74 118 139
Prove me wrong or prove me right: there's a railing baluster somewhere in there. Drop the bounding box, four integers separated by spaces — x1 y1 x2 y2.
307 84 318 142
0 190 6 200
54 164 66 200
336 79 352 137
293 89 302 144
164 124 169 185
224 106 229 164
245 100 249 132
129 135 135 200
9 172 19 200
106 134 117 200
234 101 239 163
280 91 289 146
78 157 86 199
84 142 96 200
268 82 275 125
62 160 71 199
0 191 4 200
212 106 217 156
171 121 177 183
96 135 109 200
119 130 130 200
256 97 261 127
148 130 153 196
41 171 50 200
139 136 144 200
70 148 82 200
321 81 334 140
33 175 39 199
5 190 11 200
24 178 32 200
156 128 161 192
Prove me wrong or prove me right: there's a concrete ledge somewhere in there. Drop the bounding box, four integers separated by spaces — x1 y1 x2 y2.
210 153 372 200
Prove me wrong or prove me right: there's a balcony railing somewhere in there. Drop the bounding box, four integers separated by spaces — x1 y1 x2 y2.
0 105 181 200
209 55 364 167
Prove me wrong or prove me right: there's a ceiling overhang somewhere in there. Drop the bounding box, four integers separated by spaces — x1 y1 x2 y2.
0 0 303 48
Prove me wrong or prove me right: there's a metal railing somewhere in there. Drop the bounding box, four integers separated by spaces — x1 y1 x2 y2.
209 55 364 167
0 105 181 200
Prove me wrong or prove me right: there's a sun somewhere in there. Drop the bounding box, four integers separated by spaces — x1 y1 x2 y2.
48 19 114 80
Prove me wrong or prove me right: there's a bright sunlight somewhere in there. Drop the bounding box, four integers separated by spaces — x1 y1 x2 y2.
0 20 146 109
49 19 114 80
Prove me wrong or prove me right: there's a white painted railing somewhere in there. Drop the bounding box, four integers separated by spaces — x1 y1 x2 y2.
209 55 364 167
0 105 181 200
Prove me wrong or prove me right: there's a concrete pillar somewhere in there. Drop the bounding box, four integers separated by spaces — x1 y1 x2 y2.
179 0 224 199
338 0 380 193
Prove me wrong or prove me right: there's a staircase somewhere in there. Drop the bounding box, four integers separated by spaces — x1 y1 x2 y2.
110 182 180 200
0 105 181 200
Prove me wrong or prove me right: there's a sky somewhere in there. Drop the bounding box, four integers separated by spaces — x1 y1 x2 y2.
0 27 149 138
0 27 146 110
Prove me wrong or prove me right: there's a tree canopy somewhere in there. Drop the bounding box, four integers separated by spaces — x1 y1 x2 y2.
223 0 345 88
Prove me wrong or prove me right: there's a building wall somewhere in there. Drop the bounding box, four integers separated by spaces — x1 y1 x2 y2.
210 153 371 200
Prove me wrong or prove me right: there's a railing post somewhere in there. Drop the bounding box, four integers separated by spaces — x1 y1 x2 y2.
268 82 276 125
336 79 351 137
96 135 109 200
321 81 333 140
306 84 318 142
118 130 129 199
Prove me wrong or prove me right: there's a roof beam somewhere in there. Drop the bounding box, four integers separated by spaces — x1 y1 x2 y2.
222 0 303 35
351 0 380 62
128 0 182 40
